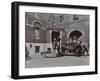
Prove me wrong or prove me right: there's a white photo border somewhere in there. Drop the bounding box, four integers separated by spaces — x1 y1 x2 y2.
19 5 96 76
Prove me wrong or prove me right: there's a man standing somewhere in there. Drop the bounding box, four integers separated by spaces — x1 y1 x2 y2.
56 38 63 57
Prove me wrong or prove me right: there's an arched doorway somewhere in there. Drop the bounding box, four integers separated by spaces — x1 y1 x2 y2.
69 30 82 40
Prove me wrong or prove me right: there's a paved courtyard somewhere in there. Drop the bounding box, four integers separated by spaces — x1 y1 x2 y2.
25 55 89 68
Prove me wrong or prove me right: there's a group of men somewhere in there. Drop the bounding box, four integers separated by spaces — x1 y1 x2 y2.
52 37 88 57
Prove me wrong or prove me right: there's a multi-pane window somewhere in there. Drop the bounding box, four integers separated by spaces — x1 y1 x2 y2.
35 46 40 53
33 21 41 39
34 29 40 39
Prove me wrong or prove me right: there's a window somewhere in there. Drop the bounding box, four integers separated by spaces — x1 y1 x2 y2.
73 15 79 21
59 15 64 23
34 22 41 27
35 46 40 53
34 29 40 39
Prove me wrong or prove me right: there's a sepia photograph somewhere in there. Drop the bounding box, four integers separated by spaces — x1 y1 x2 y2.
25 12 89 68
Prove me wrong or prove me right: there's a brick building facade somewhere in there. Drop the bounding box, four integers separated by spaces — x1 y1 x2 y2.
25 12 89 55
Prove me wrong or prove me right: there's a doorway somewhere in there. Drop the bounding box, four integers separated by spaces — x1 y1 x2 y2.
69 30 82 40
51 31 60 43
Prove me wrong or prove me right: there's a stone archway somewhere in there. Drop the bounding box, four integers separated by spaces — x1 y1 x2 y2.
69 30 82 40
32 20 42 28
